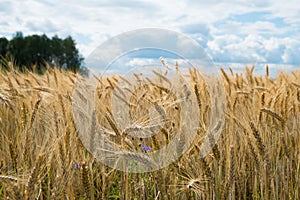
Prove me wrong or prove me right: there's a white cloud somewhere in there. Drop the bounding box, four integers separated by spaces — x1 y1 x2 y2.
281 38 300 64
0 1 13 13
0 0 299 72
208 34 300 65
214 20 290 36
269 0 300 24
125 58 157 68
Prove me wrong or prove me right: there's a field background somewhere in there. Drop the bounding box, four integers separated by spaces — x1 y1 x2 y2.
0 64 299 199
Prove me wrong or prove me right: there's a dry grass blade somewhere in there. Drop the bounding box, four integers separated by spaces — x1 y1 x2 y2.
30 98 41 128
260 108 284 123
0 92 14 112
26 154 45 199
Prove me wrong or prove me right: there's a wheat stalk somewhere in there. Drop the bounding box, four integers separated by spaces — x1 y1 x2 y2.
260 108 284 123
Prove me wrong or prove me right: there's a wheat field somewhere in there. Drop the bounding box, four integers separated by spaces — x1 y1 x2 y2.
0 63 299 199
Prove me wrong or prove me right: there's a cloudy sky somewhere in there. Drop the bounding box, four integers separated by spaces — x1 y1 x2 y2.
0 0 299 73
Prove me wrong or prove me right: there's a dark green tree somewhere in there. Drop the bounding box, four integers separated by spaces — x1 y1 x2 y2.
8 32 27 71
0 37 8 58
49 35 83 72
0 37 9 70
50 35 63 67
1 32 84 73
62 36 83 72
24 34 51 72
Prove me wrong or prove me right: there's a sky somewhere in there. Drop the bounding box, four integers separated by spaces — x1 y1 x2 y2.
0 0 299 74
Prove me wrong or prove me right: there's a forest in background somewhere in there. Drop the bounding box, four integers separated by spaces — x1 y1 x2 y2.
0 32 83 73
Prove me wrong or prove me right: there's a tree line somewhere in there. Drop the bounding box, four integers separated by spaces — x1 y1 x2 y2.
0 32 84 73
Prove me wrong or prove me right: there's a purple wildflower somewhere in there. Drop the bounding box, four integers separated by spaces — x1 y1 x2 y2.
141 145 152 152
73 163 82 170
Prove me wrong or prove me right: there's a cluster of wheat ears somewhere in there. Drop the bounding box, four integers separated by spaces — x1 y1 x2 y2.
0 62 299 199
